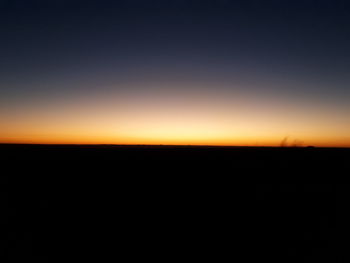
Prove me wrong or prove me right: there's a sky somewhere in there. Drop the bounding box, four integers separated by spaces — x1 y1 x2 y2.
0 0 349 146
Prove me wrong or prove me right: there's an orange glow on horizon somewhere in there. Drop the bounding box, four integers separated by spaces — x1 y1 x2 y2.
1 85 349 148
1 136 349 148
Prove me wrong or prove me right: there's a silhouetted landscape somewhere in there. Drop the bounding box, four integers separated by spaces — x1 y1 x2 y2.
1 143 348 173
2 144 350 261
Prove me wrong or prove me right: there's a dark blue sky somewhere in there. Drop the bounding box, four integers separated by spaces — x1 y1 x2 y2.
1 0 349 145
1 0 350 87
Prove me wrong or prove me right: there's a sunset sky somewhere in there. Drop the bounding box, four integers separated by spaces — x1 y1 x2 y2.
1 0 349 147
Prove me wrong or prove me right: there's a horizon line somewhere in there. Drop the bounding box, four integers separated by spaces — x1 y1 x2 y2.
1 143 349 149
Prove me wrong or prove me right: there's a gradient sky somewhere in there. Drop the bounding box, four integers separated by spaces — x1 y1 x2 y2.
1 0 350 146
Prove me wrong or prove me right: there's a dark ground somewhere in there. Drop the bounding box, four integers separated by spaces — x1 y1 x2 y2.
1 144 349 262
